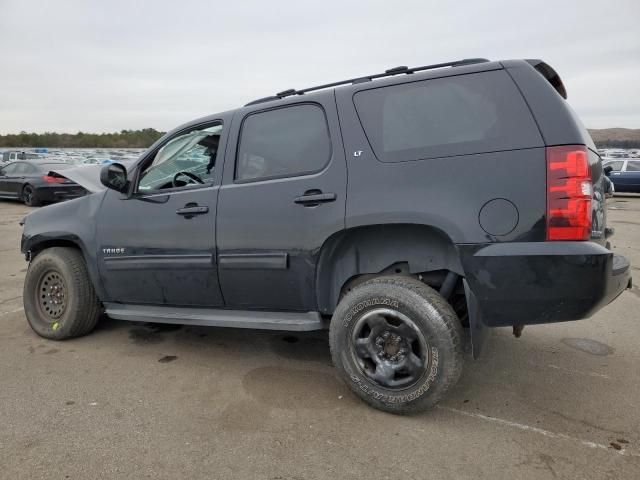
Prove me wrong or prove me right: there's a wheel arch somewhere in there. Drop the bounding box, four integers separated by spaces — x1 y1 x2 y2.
25 235 106 301
20 182 32 196
315 223 463 314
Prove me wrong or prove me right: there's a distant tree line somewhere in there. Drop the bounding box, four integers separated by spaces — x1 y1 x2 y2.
0 129 165 148
1 128 639 150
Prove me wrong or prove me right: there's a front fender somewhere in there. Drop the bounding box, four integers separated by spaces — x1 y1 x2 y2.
21 192 107 300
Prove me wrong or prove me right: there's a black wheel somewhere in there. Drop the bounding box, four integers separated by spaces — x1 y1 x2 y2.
23 247 101 340
22 184 40 207
330 275 463 414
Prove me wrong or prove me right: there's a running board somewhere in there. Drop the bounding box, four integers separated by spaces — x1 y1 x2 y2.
104 303 326 331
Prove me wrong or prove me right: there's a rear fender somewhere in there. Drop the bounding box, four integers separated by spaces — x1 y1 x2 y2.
315 224 462 314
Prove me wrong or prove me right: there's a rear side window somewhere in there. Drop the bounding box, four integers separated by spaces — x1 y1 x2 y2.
354 70 542 162
626 161 640 172
13 163 32 174
236 104 331 182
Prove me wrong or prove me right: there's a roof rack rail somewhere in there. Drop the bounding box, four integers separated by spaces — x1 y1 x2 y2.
245 58 490 106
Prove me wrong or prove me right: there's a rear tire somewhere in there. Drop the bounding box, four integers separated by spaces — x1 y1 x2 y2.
22 184 40 207
330 275 463 414
23 247 101 340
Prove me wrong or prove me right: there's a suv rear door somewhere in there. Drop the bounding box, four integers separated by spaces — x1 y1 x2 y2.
216 92 346 310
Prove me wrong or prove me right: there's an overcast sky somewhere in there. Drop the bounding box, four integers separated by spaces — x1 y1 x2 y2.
1 0 638 133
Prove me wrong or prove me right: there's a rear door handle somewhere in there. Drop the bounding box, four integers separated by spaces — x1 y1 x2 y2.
176 204 209 218
294 191 337 206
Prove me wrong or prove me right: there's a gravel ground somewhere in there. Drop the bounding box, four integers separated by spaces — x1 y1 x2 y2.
0 196 639 480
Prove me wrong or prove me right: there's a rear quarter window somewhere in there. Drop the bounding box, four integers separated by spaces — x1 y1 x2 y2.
353 70 543 162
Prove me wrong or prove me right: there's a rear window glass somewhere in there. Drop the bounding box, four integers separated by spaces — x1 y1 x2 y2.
37 163 72 171
353 70 542 162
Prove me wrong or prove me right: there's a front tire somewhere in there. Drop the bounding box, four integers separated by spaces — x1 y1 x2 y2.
330 275 463 414
23 247 101 340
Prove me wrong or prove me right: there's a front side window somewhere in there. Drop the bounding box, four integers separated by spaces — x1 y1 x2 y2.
236 104 331 182
138 124 222 192
625 161 640 172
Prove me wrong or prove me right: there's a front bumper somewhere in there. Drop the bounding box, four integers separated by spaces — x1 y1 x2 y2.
460 241 632 327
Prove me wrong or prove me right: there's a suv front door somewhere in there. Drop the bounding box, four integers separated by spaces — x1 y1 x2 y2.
217 93 346 310
95 119 229 306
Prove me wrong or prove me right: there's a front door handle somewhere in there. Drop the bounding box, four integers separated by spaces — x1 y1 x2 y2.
294 191 337 206
176 204 209 218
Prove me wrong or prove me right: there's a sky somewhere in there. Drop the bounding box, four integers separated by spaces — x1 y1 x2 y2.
0 0 639 134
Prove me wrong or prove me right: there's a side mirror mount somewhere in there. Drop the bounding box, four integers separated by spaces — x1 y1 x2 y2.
100 163 129 193
604 165 613 176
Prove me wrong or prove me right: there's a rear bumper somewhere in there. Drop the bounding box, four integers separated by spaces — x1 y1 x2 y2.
35 185 86 203
459 242 631 327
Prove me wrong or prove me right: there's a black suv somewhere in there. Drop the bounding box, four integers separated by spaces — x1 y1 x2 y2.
21 59 632 414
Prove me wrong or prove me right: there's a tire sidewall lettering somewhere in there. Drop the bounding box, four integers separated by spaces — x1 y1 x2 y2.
342 297 399 328
345 347 439 405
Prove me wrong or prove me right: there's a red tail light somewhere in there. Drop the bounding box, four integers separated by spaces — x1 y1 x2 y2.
546 145 592 241
43 175 65 184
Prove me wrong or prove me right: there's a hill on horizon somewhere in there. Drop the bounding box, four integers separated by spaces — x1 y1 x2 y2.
588 128 640 148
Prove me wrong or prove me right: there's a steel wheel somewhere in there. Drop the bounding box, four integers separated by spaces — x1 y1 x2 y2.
36 270 68 325
350 308 429 389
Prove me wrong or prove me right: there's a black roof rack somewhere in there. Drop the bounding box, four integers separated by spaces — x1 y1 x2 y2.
245 58 490 106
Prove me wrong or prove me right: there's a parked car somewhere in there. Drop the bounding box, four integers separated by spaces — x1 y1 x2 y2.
0 161 86 206
20 58 631 414
604 159 640 193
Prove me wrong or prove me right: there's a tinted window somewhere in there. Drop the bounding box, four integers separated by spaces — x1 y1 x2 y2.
605 161 624 172
626 161 640 172
12 163 32 174
17 163 36 174
236 104 331 181
353 70 542 162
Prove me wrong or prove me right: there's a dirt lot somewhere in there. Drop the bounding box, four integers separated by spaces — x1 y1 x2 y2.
1 196 639 480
